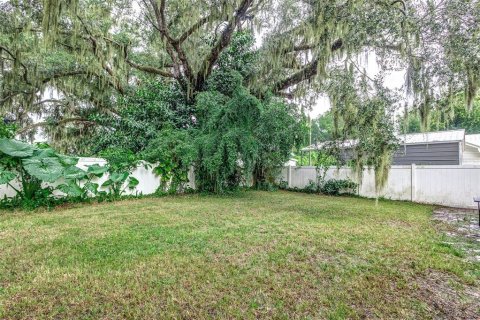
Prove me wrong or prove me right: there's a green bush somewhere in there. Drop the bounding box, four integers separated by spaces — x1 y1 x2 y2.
281 178 357 196
321 179 358 195
142 127 195 194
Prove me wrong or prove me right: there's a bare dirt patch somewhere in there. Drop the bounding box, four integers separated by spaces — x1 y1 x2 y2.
415 270 480 320
433 207 480 262
425 207 480 319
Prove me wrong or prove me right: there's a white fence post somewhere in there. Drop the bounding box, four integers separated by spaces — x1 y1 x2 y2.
411 164 416 202
287 165 292 188
188 166 196 189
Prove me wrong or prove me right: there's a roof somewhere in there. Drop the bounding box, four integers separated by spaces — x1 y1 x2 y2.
302 129 466 152
398 129 465 144
466 134 480 148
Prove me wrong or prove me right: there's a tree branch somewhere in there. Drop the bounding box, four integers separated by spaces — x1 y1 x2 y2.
195 0 254 91
273 39 343 93
42 70 88 84
126 60 175 78
148 0 193 84
17 117 95 135
283 44 317 54
176 15 212 44
33 99 66 106
0 45 31 84
390 0 407 16
0 92 23 104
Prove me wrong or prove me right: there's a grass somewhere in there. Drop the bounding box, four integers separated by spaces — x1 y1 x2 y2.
0 191 479 319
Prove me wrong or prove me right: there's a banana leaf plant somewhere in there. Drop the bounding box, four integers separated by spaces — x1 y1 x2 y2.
59 164 139 199
0 138 78 200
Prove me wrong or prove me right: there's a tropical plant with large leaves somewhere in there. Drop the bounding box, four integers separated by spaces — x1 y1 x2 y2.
0 138 80 205
57 165 99 200
101 171 139 198
0 137 145 208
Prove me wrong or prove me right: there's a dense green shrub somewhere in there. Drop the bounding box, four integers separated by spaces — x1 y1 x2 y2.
254 100 305 189
193 78 304 193
142 127 196 194
193 85 260 192
85 80 193 155
280 178 358 196
321 179 358 195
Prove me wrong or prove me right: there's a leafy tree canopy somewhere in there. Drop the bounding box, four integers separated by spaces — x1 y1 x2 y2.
311 111 338 144
1 0 478 140
401 94 480 134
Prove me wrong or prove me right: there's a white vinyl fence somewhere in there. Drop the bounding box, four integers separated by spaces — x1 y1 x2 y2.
281 165 480 209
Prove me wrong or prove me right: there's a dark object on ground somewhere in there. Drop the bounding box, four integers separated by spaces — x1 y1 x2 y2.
474 197 480 227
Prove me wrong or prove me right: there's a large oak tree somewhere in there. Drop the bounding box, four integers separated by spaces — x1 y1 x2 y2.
0 0 479 140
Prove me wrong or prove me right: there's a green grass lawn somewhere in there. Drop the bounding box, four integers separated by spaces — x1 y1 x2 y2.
0 191 479 319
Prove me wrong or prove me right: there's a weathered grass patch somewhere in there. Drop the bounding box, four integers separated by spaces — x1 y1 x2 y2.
0 191 478 319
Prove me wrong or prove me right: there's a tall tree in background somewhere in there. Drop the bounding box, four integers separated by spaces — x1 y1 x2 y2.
401 0 480 130
1 0 479 191
3 1 479 138
401 94 480 134
311 111 337 144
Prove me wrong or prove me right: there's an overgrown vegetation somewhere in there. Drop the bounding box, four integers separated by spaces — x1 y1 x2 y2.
193 71 304 192
401 94 480 134
0 123 142 209
77 31 304 194
283 178 358 196
1 0 479 193
0 137 80 210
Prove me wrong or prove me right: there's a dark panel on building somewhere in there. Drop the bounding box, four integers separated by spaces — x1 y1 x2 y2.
393 142 460 165
331 142 461 165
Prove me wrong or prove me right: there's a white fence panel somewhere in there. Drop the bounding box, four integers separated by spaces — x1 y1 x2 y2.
357 166 412 201
0 181 19 199
414 165 480 208
283 165 480 209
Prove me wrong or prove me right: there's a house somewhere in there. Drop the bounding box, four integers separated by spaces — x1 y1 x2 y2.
302 129 480 165
465 134 480 164
394 130 465 165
